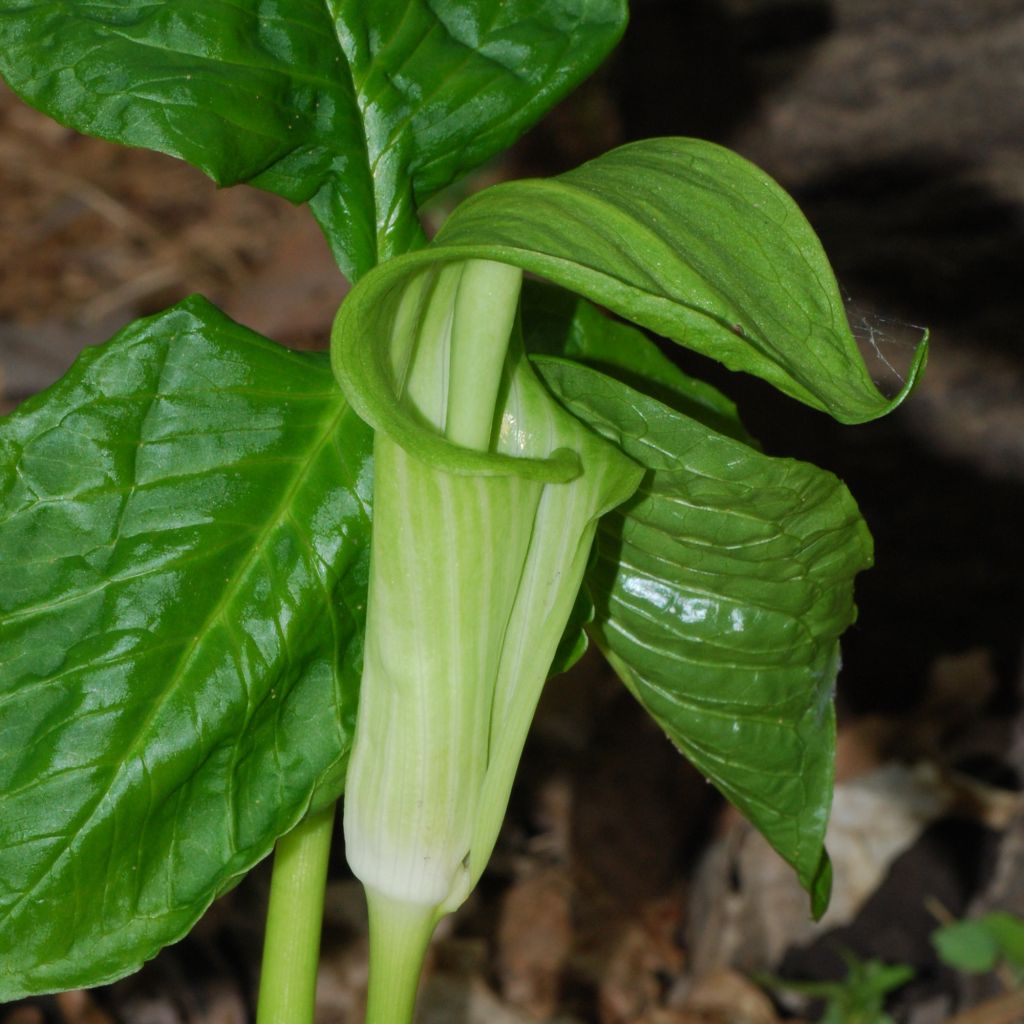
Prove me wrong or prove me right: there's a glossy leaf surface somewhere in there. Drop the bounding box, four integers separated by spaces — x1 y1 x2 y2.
0 0 625 279
538 358 875 915
0 298 371 998
436 138 928 424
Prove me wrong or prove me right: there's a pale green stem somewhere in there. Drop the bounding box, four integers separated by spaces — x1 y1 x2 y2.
363 890 437 1024
257 803 335 1024
445 259 523 448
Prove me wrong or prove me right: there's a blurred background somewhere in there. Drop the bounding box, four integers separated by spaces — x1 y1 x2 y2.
2 1 1023 1021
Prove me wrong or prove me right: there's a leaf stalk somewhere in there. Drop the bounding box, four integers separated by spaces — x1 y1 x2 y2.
257 804 336 1024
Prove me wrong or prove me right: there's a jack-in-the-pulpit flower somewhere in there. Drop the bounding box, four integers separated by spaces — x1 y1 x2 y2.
333 259 642 1022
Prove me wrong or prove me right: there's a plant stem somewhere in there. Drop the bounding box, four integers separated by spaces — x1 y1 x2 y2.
363 889 437 1024
257 803 335 1024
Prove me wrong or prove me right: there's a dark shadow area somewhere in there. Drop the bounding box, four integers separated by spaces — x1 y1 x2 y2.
611 0 835 143
513 0 836 176
799 159 1024 355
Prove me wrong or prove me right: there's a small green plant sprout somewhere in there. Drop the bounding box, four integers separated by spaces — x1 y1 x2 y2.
760 949 915 1024
933 911 1024 986
0 2 926 1023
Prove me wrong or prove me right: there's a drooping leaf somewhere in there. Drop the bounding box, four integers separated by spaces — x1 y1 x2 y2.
0 0 626 279
0 298 372 998
520 280 753 668
537 357 876 916
435 138 928 424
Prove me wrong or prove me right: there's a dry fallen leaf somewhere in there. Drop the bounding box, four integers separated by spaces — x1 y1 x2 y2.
680 968 787 1024
687 761 957 975
497 866 574 1019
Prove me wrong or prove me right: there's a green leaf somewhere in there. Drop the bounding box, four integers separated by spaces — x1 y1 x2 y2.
520 280 753 670
933 919 1001 974
763 953 913 1024
538 357 875 916
0 0 626 279
521 280 754 444
0 298 372 998
933 912 1024 976
435 138 928 424
985 912 1024 972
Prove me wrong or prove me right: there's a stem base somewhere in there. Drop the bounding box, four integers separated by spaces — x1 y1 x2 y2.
364 889 438 1024
257 804 335 1024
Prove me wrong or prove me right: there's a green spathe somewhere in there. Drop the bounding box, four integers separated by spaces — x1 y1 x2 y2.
337 261 642 1015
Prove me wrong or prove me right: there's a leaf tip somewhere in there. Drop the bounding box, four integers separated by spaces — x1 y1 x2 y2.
880 327 930 418
809 849 833 921
824 324 928 427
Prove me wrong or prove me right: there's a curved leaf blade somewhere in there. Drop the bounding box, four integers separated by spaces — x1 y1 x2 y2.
538 357 875 915
521 279 754 443
0 298 371 998
436 138 928 424
0 0 626 278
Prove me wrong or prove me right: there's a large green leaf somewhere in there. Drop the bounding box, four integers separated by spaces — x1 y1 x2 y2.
0 298 371 998
435 138 928 424
537 358 874 916
0 0 626 279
